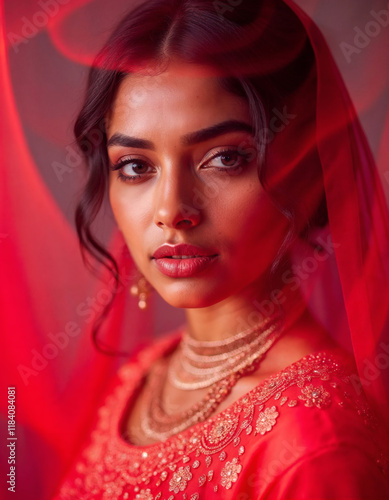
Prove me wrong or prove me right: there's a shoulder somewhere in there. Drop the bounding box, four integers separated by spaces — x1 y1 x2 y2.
241 349 384 453
216 350 389 498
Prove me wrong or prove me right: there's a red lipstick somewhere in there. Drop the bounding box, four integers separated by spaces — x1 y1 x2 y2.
152 244 218 278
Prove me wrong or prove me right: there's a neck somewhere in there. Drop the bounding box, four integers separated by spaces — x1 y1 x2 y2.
184 269 308 343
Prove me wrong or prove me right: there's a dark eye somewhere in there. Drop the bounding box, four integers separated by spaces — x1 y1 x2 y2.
121 160 150 176
204 149 248 170
110 157 154 183
219 152 240 167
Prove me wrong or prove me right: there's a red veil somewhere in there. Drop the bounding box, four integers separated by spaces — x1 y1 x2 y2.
1 1 388 499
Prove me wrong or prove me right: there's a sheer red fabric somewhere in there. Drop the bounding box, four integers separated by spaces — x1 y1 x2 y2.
284 0 389 431
1 1 389 499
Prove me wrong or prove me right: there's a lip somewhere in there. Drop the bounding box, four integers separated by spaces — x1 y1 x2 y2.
152 244 218 278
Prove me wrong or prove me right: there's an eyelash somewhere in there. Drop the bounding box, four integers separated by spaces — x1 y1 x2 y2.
109 148 250 184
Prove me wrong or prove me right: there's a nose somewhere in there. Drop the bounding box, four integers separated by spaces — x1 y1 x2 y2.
153 167 201 230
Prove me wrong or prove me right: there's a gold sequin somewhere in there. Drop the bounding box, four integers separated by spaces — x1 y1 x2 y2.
198 475 207 487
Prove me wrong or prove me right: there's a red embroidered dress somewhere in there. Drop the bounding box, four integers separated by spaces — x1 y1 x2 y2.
54 331 389 499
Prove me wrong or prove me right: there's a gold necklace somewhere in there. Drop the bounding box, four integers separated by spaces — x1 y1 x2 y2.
140 315 283 441
168 314 281 390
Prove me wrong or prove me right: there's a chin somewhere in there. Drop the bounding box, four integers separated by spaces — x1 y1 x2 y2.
159 286 228 309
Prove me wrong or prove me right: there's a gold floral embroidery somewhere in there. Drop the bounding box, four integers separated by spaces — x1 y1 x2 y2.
57 335 382 500
255 406 279 435
220 457 242 489
207 415 237 444
169 466 192 493
299 384 331 408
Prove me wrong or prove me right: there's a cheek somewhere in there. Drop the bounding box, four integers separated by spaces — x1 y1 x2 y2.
109 180 127 229
214 184 288 261
108 181 150 245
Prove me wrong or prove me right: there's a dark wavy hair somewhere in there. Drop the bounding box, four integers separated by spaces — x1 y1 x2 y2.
74 0 328 353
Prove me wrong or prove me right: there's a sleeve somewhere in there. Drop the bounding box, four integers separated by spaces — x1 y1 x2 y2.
261 445 389 500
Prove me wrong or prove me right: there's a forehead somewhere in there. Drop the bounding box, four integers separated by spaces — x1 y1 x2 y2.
106 63 251 137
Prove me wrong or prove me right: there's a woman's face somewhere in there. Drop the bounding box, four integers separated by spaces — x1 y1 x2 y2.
107 63 289 308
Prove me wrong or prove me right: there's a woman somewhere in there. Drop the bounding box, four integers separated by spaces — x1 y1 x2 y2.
54 0 389 498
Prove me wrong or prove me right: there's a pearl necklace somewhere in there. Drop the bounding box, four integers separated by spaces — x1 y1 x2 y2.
168 315 281 390
140 314 284 441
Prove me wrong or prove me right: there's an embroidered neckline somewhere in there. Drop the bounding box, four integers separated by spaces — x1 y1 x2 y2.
59 334 387 499
113 332 349 452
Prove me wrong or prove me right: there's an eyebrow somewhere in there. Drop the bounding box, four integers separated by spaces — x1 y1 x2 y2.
106 119 254 150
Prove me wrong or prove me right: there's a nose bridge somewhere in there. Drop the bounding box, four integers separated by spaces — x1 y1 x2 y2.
154 161 199 228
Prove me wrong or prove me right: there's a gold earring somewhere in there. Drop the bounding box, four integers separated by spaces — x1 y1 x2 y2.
130 273 151 310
